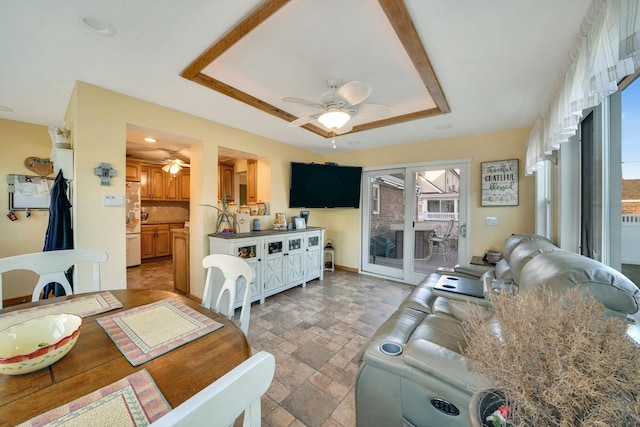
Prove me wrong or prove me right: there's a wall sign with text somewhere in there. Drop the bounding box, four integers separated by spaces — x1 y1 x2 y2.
481 159 519 206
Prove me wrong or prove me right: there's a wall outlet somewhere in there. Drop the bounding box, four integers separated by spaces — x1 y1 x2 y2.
486 216 498 226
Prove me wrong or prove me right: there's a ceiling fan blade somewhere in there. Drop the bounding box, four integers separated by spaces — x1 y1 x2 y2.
288 114 318 127
355 103 394 120
281 97 324 108
335 80 372 106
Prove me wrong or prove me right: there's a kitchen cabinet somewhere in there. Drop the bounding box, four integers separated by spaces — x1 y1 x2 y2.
172 229 189 296
165 170 190 201
125 159 142 182
141 164 165 201
179 170 190 201
141 224 171 259
218 163 234 202
247 160 257 203
209 228 324 306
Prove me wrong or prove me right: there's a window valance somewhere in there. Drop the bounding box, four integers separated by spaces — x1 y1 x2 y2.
526 0 640 174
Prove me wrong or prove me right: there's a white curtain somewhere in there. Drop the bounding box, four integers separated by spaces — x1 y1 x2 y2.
525 0 640 174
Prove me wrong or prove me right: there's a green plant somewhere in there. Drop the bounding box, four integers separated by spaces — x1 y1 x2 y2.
462 287 640 426
200 203 238 233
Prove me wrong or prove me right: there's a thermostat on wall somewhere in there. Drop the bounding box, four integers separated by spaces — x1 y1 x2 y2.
103 194 124 207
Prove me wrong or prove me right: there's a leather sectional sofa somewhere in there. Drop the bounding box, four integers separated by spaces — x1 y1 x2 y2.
355 234 640 427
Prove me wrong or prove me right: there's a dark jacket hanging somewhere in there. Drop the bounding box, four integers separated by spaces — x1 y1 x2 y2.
42 169 73 297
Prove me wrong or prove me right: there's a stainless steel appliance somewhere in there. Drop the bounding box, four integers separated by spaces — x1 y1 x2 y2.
125 181 141 267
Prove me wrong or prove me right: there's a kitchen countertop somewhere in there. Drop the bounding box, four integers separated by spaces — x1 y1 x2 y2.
141 220 188 225
171 228 190 235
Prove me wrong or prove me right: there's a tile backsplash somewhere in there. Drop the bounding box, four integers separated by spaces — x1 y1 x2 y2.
142 201 189 223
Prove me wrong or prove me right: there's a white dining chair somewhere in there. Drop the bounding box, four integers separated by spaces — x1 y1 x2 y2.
0 249 108 309
150 351 275 427
202 253 253 335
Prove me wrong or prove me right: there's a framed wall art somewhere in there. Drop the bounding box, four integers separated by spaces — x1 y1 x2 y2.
481 159 519 206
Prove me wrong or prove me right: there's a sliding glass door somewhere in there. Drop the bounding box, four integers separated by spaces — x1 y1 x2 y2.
361 160 470 284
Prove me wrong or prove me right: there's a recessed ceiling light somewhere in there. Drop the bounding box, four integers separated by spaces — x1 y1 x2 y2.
144 137 157 143
436 124 453 130
348 141 360 146
0 105 14 112
82 17 117 36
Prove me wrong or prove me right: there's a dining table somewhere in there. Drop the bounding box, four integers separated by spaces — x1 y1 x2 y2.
0 289 251 426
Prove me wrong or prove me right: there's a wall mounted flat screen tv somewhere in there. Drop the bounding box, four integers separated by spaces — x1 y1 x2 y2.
289 162 363 208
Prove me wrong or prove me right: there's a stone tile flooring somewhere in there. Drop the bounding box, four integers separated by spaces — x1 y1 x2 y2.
127 259 412 426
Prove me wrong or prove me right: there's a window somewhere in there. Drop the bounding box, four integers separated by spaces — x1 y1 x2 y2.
427 199 455 213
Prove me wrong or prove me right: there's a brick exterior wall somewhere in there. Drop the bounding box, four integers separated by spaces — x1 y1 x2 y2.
622 179 640 214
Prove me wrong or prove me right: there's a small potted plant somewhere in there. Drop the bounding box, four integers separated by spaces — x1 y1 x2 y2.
463 287 640 426
200 197 239 234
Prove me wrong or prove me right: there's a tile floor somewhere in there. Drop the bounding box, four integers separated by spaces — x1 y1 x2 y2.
127 259 412 427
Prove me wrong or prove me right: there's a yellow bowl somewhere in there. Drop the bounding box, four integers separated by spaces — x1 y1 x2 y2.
0 313 82 375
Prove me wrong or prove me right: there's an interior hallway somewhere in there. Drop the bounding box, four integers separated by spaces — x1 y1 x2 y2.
127 259 412 427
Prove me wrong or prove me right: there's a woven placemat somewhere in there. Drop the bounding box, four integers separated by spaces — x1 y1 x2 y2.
17 369 171 426
0 292 123 331
97 298 223 366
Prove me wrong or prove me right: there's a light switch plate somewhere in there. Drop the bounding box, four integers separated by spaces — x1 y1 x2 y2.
486 216 498 226
103 194 124 207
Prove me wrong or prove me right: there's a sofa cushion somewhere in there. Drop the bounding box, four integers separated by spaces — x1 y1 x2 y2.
508 239 561 283
502 233 553 261
519 251 640 316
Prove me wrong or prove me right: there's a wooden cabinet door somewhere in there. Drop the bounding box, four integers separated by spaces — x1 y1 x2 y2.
179 171 190 201
165 173 179 200
172 232 189 295
141 226 156 259
218 163 234 202
126 159 142 182
150 167 165 200
247 160 257 203
155 225 171 257
140 166 151 200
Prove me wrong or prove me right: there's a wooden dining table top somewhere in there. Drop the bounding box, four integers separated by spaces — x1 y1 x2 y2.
0 289 251 427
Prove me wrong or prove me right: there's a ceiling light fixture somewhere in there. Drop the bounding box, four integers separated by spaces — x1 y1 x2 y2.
162 161 182 175
144 137 157 143
318 108 350 130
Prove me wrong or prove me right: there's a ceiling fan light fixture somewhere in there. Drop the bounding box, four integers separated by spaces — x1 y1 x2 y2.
162 161 182 174
318 109 350 130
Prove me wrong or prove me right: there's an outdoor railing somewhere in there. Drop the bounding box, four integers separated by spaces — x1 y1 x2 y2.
421 212 459 221
622 214 640 265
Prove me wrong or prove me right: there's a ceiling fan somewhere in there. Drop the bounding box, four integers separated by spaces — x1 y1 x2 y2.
161 153 190 175
281 78 394 135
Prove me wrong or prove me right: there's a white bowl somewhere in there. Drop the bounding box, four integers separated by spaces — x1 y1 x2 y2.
0 313 82 375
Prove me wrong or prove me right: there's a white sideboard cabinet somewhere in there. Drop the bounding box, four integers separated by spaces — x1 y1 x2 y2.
209 227 325 308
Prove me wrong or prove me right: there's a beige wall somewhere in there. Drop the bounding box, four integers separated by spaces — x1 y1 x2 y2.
1 83 535 300
0 119 53 298
65 82 324 299
325 127 535 267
